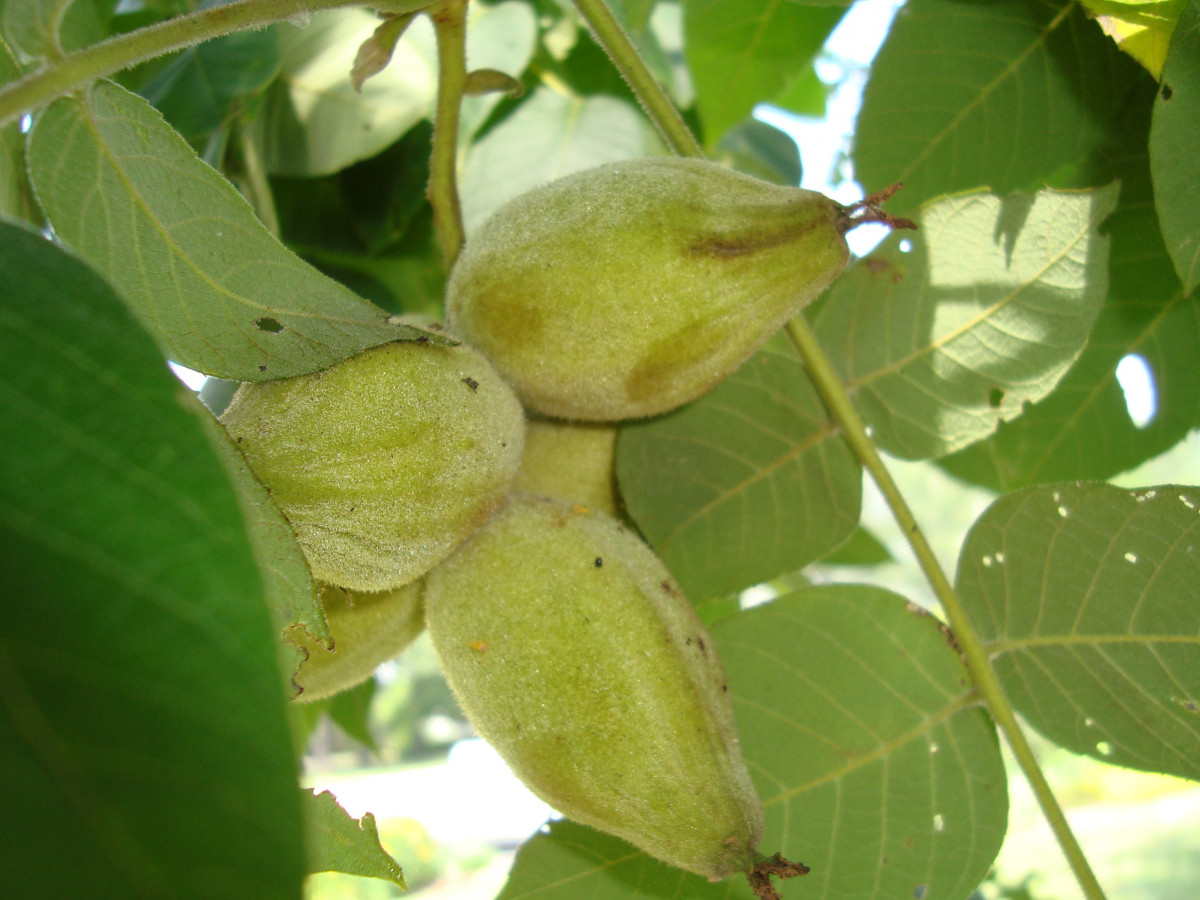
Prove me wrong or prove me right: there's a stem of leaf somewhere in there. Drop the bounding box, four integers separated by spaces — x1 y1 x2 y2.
426 0 469 271
234 121 281 238
570 0 703 158
783 317 1108 900
0 0 380 127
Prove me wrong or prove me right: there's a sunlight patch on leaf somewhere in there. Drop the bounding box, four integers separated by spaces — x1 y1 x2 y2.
254 9 437 177
815 185 1119 460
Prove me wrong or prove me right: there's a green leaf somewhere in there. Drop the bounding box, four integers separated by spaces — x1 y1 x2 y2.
714 117 802 186
771 64 829 119
304 789 405 887
499 587 1008 900
820 525 893 566
1084 0 1187 77
327 677 378 751
140 27 282 143
459 86 662 234
938 83 1200 489
683 0 844 145
0 220 304 898
1150 0 1200 295
0 35 39 223
1 0 109 59
27 80 426 382
957 483 1200 781
254 9 436 177
815 185 1119 460
458 0 539 143
617 347 862 603
199 412 328 676
854 0 1133 215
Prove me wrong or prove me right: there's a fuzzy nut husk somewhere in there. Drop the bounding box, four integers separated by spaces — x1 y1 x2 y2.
446 157 849 420
221 338 525 592
425 494 764 880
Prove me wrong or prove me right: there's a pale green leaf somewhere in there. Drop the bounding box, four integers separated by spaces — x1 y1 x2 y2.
27 80 427 381
854 0 1131 215
1 0 107 60
304 789 405 886
617 348 861 603
939 84 1200 489
458 86 662 234
457 1 539 142
683 0 844 145
254 9 436 177
957 483 1200 781
1150 0 1200 294
815 185 1119 460
499 587 1008 900
0 220 304 898
1084 0 1187 77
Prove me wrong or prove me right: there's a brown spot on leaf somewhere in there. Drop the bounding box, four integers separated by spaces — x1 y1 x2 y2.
462 376 479 392
1162 82 1173 101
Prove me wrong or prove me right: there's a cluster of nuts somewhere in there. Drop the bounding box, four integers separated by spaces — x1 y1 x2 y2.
220 157 893 885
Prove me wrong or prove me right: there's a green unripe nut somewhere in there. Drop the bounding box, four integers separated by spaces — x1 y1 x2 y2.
220 338 524 591
290 580 425 702
512 418 620 516
446 157 852 420
425 494 764 880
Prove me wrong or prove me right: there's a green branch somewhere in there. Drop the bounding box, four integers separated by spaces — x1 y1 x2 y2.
0 0 417 127
426 0 468 271
570 0 702 158
783 317 1107 900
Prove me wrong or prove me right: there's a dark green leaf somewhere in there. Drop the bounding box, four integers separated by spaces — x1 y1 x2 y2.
855 0 1133 215
939 83 1200 489
957 483 1200 781
683 0 844 145
328 677 379 751
815 185 1118 460
499 587 1008 900
304 789 405 886
617 347 862 602
0 220 304 898
715 117 802 185
1150 0 1200 294
140 27 282 143
28 80 428 381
